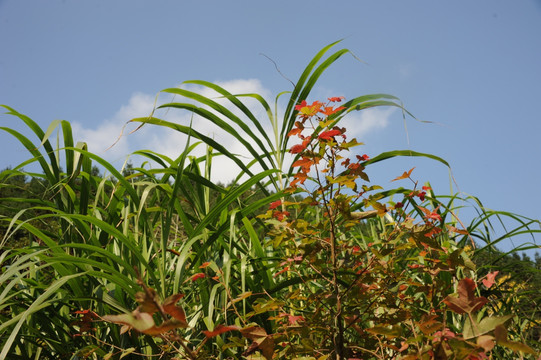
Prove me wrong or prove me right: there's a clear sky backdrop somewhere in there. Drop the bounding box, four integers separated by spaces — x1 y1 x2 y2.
1 0 540 254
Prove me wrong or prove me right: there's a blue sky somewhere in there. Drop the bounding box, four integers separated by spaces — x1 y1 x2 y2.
1 0 540 254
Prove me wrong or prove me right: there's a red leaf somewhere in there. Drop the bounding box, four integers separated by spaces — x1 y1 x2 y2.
272 210 290 221
203 324 239 338
274 266 289 277
291 157 313 169
419 206 442 222
287 127 303 137
290 138 311 154
294 100 307 111
290 172 308 187
269 200 282 210
290 144 306 154
318 129 342 141
163 294 188 327
327 96 345 102
356 154 370 161
288 315 304 325
482 271 499 289
190 273 206 282
73 309 97 333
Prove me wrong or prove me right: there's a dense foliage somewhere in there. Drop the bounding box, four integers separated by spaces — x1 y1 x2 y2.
1 42 540 359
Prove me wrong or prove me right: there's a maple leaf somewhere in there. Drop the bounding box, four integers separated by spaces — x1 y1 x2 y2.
320 105 345 116
189 273 206 282
240 326 275 360
290 138 311 154
446 225 469 235
296 100 322 117
327 96 345 102
72 309 98 334
292 157 313 169
269 200 282 210
318 129 342 140
272 210 290 221
392 167 415 182
203 324 240 338
329 175 357 190
417 315 443 335
287 315 304 325
443 278 488 314
162 294 188 327
419 206 442 222
294 100 307 111
290 144 306 154
481 271 499 289
290 172 308 187
357 154 370 161
287 127 303 137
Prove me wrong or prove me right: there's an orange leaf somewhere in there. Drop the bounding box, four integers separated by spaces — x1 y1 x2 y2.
291 157 313 169
199 262 211 269
297 101 322 117
320 105 345 116
290 172 308 187
318 129 342 140
273 266 289 277
328 96 345 102
163 294 188 327
391 167 415 182
287 127 303 137
290 144 306 154
446 225 469 235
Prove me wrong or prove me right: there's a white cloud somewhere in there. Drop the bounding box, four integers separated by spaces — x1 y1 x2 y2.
342 107 395 139
71 92 157 165
142 79 275 183
72 81 395 184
